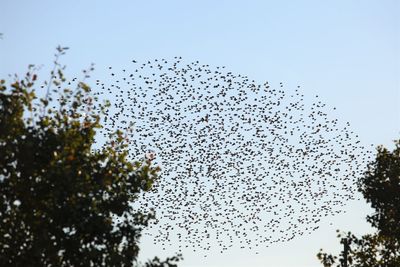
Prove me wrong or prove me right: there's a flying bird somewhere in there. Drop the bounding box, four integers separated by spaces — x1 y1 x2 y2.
92 58 372 255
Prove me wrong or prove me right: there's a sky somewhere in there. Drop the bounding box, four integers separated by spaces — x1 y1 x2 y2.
1 1 399 266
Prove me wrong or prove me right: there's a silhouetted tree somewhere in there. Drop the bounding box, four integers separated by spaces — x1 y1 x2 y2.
317 140 400 267
0 47 181 267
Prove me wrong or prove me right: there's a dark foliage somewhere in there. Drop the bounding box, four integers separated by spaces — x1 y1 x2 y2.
317 140 400 267
0 47 181 266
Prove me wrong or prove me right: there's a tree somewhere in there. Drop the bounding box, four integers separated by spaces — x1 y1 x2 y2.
0 47 181 267
317 140 400 267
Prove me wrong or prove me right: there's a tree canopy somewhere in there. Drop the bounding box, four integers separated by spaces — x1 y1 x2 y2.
0 47 181 266
317 139 400 267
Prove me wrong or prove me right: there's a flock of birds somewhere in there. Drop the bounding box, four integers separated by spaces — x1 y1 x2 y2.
92 58 372 255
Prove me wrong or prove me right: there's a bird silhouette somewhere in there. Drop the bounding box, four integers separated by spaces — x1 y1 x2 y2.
92 58 372 255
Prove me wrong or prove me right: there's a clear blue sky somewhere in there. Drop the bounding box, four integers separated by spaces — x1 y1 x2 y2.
1 1 399 266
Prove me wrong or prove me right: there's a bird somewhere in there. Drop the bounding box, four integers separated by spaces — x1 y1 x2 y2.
91 57 372 255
